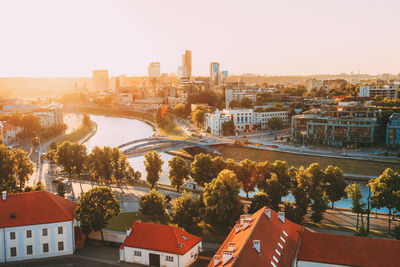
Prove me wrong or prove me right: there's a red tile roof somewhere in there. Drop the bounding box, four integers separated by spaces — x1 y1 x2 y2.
122 221 202 255
209 207 304 267
298 231 400 267
0 191 77 228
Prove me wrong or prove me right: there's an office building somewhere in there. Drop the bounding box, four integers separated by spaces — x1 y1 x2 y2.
210 62 220 86
182 50 192 79
92 70 109 91
359 85 398 99
148 62 161 78
221 71 229 84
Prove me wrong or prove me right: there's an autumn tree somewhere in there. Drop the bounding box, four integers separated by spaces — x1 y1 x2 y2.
248 192 272 214
144 151 164 188
56 141 88 178
13 148 34 191
74 186 121 242
267 117 284 130
57 182 66 197
168 156 189 192
192 109 205 127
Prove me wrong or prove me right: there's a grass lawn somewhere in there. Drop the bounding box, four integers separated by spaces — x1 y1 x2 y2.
105 212 229 244
219 146 400 177
46 124 93 151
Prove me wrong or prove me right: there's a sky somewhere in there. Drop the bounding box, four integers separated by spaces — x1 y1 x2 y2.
0 0 399 77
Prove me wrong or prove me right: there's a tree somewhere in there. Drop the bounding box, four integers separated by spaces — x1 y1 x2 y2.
173 104 188 118
346 183 366 230
368 168 400 234
144 151 164 188
49 141 57 151
56 141 88 178
32 181 45 191
236 159 257 198
172 191 201 228
57 182 66 197
111 147 133 185
323 166 347 209
0 144 17 192
267 117 284 130
139 189 167 216
168 156 189 192
88 146 113 184
221 120 235 136
74 186 121 242
192 109 205 127
248 192 272 214
202 170 242 227
82 113 91 127
190 153 214 187
32 136 40 147
211 156 227 178
13 148 33 191
239 97 253 108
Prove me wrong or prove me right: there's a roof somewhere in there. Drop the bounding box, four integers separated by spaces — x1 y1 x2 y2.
297 231 400 267
122 221 202 255
209 207 304 267
0 191 77 228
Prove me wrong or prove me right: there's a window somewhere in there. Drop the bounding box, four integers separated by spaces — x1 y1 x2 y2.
27 245 33 255
10 247 17 257
166 256 174 262
134 250 141 257
26 230 32 238
58 241 64 251
10 232 16 240
43 243 49 253
42 228 48 236
58 226 63 235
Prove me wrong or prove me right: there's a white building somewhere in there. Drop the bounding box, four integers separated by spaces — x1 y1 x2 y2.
148 62 161 78
120 221 202 267
0 191 77 263
0 121 23 145
205 109 289 135
359 85 399 99
225 89 258 109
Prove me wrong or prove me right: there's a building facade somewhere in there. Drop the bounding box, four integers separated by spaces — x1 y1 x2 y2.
0 121 23 145
386 113 400 148
182 50 192 80
120 222 202 267
359 85 399 99
0 191 77 263
210 62 220 86
92 70 109 91
291 105 381 147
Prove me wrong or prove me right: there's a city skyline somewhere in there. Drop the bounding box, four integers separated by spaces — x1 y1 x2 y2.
0 0 399 77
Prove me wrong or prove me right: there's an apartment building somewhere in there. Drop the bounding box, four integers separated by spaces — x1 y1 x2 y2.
359 85 399 99
386 113 400 148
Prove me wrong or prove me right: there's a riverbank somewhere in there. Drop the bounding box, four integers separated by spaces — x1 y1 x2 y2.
48 122 96 150
217 145 400 177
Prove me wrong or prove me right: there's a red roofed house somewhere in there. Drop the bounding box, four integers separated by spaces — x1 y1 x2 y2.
209 206 400 267
120 221 202 267
0 191 78 263
0 121 23 146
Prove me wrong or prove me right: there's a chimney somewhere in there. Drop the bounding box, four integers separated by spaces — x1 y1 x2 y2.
213 255 221 266
228 242 235 252
265 209 271 219
126 228 132 236
253 240 261 255
235 225 240 234
179 243 184 249
222 251 233 265
278 211 285 223
242 219 251 230
2 191 6 201
240 214 252 225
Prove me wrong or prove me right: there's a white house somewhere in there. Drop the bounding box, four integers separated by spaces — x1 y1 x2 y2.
0 191 77 263
205 109 232 135
120 221 202 267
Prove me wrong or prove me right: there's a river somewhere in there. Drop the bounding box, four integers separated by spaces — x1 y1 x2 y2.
84 114 385 212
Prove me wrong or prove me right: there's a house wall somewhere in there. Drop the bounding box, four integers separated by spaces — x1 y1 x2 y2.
181 242 202 267
0 221 74 263
123 246 180 267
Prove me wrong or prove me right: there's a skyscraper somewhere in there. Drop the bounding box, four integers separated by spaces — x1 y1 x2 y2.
148 62 160 78
210 62 220 86
182 50 192 79
92 70 109 91
221 70 229 84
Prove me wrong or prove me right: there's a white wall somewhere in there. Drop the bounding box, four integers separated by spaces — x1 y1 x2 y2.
181 242 202 267
0 221 74 263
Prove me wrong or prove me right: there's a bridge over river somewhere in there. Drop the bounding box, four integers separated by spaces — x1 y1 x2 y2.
118 137 226 158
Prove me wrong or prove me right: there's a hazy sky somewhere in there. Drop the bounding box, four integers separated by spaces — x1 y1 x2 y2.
0 0 399 77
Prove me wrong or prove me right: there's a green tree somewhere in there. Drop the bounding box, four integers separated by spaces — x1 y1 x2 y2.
202 169 242 227
56 141 87 178
168 156 189 192
192 109 205 127
248 192 272 214
173 104 187 118
190 153 214 187
57 182 66 197
236 159 257 198
221 120 235 136
346 183 366 230
82 113 91 127
111 147 133 185
239 97 253 108
13 148 34 191
368 168 400 234
88 146 113 184
74 186 121 242
139 189 167 216
32 180 45 191
0 144 17 192
144 151 164 188
267 117 284 130
172 191 201 228
323 166 347 209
